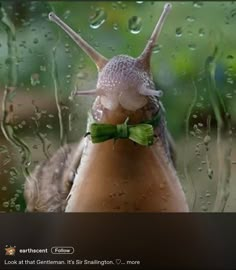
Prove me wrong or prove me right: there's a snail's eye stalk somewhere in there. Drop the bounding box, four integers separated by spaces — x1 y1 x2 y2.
48 12 108 71
137 3 172 70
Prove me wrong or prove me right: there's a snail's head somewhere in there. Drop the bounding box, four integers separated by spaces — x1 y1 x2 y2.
49 3 172 111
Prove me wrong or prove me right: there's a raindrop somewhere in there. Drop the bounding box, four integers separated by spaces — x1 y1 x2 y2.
186 16 195 22
46 124 53 129
199 28 205 37
9 167 18 177
15 204 21 211
201 205 208 211
136 1 144 4
76 72 88 79
30 73 40 86
63 10 71 19
226 93 232 99
89 8 107 29
153 44 162 54
113 23 119 31
128 16 142 34
196 102 203 108
226 55 234 60
188 43 196 51
33 38 39 44
193 1 203 8
40 65 46 72
204 135 211 145
230 8 236 18
121 3 127 10
1 186 7 191
112 2 118 10
207 168 213 179
227 78 234 84
175 27 182 37
9 178 16 184
2 201 9 208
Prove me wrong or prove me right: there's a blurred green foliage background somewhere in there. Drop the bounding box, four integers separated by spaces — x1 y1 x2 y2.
0 1 235 212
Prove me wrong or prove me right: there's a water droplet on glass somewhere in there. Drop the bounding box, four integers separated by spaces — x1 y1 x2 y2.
201 205 208 211
40 65 46 72
63 10 71 19
1 186 7 191
207 168 213 179
76 71 88 79
9 178 16 184
204 135 211 145
46 124 53 129
226 93 232 99
30 73 40 86
15 204 21 211
226 55 234 60
2 201 9 208
153 44 162 54
9 167 18 177
33 38 39 44
193 1 203 8
112 2 118 10
128 16 142 34
186 16 195 22
199 28 205 37
227 78 234 84
89 8 107 29
113 23 119 31
176 27 182 37
188 43 196 51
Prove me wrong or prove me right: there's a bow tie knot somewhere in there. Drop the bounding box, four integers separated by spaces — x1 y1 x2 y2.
86 110 161 146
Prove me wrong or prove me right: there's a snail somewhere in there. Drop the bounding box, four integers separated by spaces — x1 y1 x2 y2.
24 3 189 212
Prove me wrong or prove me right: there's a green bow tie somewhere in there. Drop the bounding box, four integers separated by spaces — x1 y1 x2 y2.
86 110 161 146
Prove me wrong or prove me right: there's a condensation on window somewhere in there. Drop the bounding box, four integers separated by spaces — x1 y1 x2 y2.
0 1 235 212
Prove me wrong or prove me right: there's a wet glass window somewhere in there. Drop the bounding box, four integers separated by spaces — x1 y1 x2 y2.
0 1 235 212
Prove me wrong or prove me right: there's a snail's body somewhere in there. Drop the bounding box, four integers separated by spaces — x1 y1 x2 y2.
66 98 187 212
24 3 189 212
